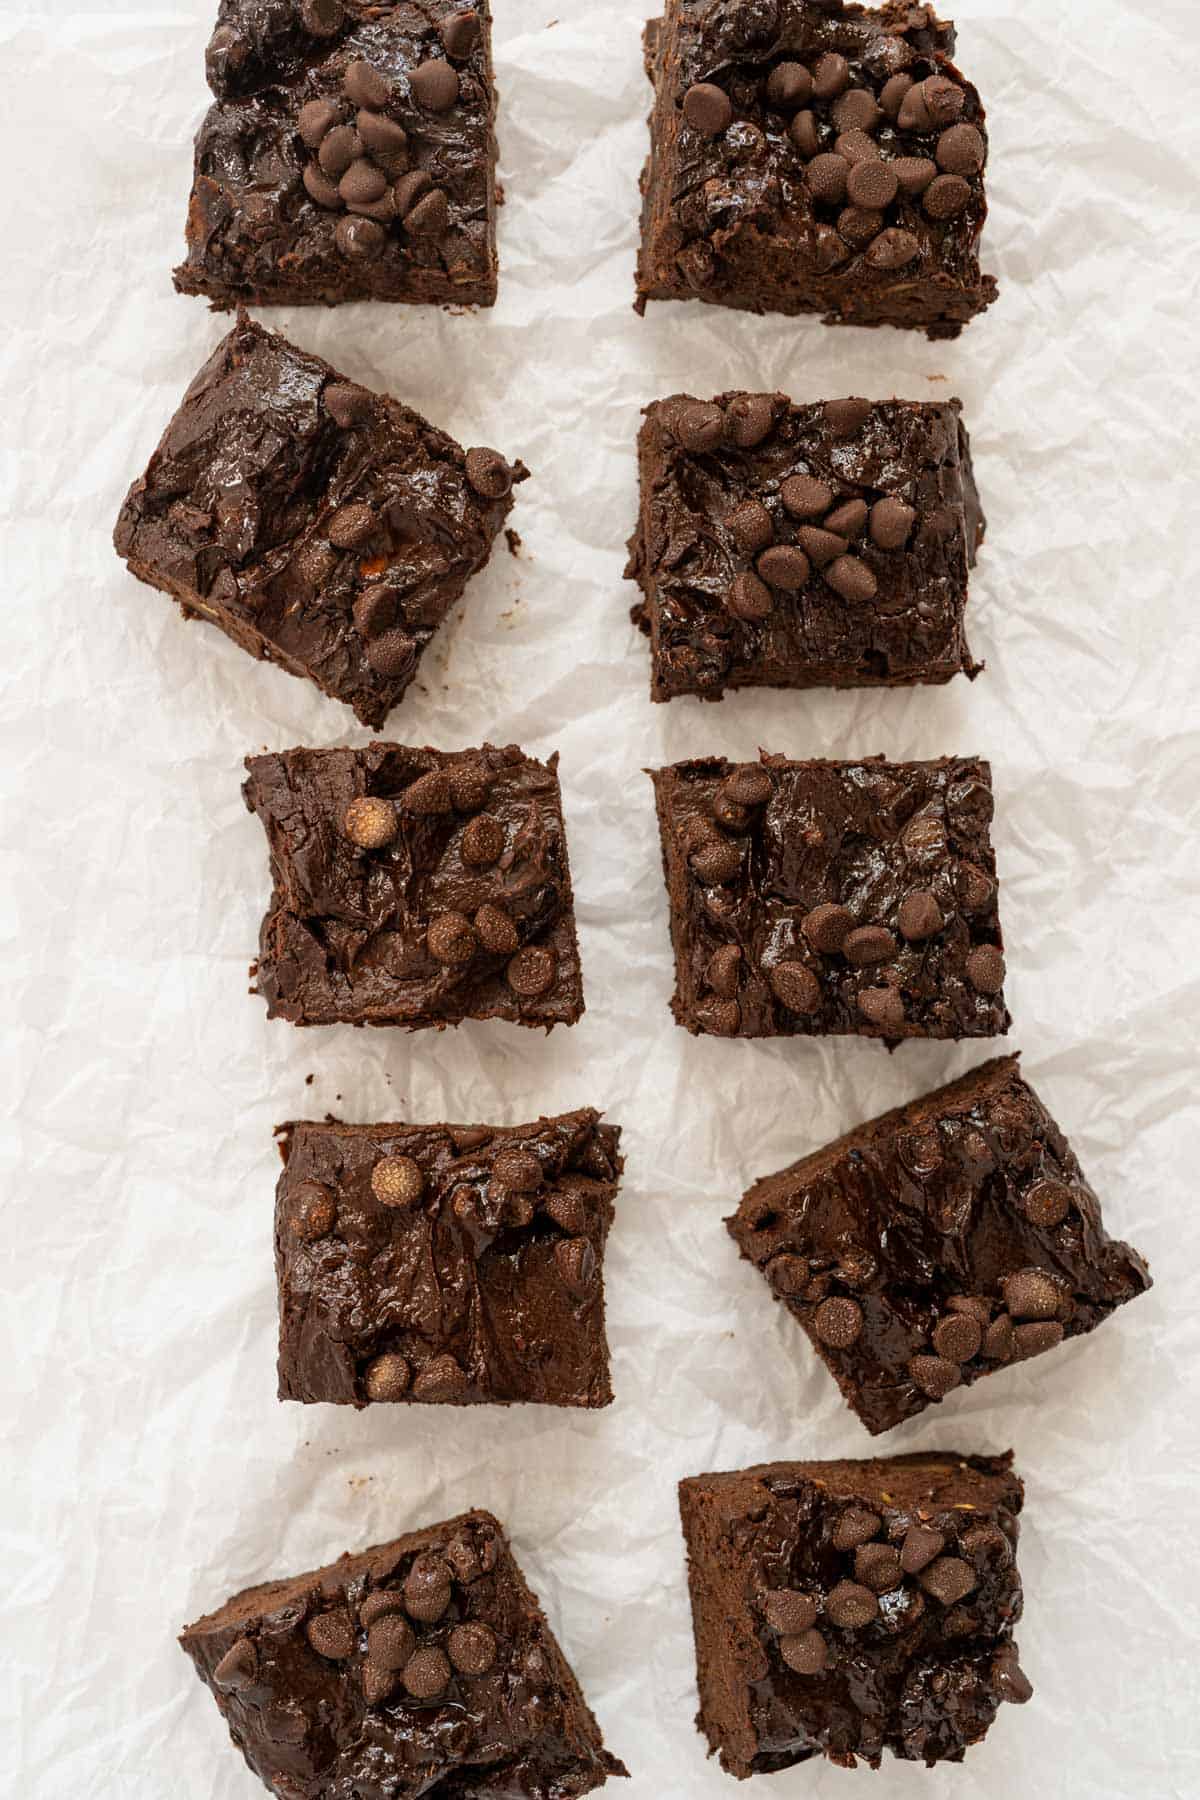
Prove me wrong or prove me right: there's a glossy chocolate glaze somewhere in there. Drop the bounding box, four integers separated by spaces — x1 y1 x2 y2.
175 0 498 307
729 1056 1152 1432
114 316 523 726
244 742 585 1030
276 1109 621 1406
180 1509 628 1798
679 1453 1029 1775
626 392 983 699
636 0 996 336
650 753 1009 1040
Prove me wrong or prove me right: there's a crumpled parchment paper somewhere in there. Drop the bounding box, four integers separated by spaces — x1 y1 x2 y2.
4 1 1199 1795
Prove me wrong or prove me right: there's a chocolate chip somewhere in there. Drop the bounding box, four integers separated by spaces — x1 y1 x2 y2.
523 1645 551 1687
897 890 943 942
393 169 433 218
824 499 867 539
403 1553 453 1625
932 1312 982 1363
366 629 416 678
766 1253 808 1297
763 1589 819 1634
401 768 453 813
779 1628 828 1674
937 122 984 176
706 944 742 998
831 1508 881 1551
367 1613 415 1669
351 580 394 635
303 162 342 208
780 474 833 519
329 502 376 549
893 155 937 195
372 1154 425 1208
897 82 933 132
683 82 733 135
922 76 966 125
920 1556 976 1605
291 1182 336 1242
832 88 881 133
727 499 774 555
427 911 478 965
1020 1178 1073 1229
825 1580 878 1628
343 795 398 849
764 61 812 109
825 396 873 438
855 1543 903 1593
726 571 773 622
335 215 387 259
543 1187 588 1235
356 111 408 159
924 174 972 220
965 944 1005 994
441 8 480 58
713 788 748 831
982 1313 1015 1360
448 1621 496 1676
213 1637 257 1690
879 73 913 118
676 400 725 452
339 158 387 207
838 204 884 246
858 986 904 1030
725 394 775 449
908 1353 962 1398
768 961 821 1014
812 52 850 100
453 816 503 874
406 187 451 234
507 946 556 996
690 837 743 883
961 1525 1012 1569
866 228 920 270
301 0 344 35
298 99 340 149
403 1646 451 1700
306 1609 355 1660
1001 1267 1062 1321
1014 1320 1065 1358
789 110 820 158
865 499 916 556
957 862 994 912
554 1236 597 1296
361 1660 397 1704
900 1526 945 1574
722 765 773 809
338 60 388 110
843 926 895 967
320 124 364 179
813 1295 863 1349
948 1294 991 1323
806 152 849 204
757 544 811 589
797 525 847 567
802 902 854 953
408 56 459 111
696 998 741 1035
992 1644 1034 1705
365 1353 411 1401
825 554 877 603
834 130 879 166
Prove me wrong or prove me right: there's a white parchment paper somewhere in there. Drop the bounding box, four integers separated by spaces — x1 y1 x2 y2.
4 1 1200 1794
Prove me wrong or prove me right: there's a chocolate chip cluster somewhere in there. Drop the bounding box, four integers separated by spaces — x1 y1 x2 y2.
681 53 984 273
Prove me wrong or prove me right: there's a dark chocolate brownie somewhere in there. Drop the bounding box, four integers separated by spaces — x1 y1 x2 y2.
636 0 997 336
276 1108 621 1407
626 391 984 701
649 753 1009 1040
728 1055 1152 1433
175 1 499 308
180 1508 628 1798
678 1452 1031 1775
244 742 585 1030
114 314 525 727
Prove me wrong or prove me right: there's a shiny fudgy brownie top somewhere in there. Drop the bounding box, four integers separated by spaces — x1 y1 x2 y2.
650 754 1009 1041
244 742 584 1030
276 1108 621 1407
679 1452 1030 1775
180 1509 627 1799
627 392 983 699
175 1 499 306
728 1056 1152 1433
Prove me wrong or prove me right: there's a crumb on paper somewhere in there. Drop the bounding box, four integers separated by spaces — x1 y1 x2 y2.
499 599 525 626
305 1072 314 1086
505 527 523 557
926 373 947 382
348 1474 374 1492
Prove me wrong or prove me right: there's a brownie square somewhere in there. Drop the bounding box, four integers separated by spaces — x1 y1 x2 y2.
626 391 984 701
180 1508 627 1798
276 1107 621 1407
175 1 499 308
636 0 997 337
649 753 1009 1040
678 1452 1031 1776
114 315 525 728
244 742 585 1030
728 1055 1152 1433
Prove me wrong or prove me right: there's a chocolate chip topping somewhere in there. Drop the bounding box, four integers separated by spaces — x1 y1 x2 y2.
213 1637 258 1690
366 630 417 677
299 98 340 148
506 946 556 996
401 769 454 814
464 447 513 499
403 1645 451 1700
448 1621 497 1675
300 0 345 36
727 498 774 554
965 944 1006 993
361 1660 397 1705
441 8 480 59
806 153 849 204
458 813 504 867
763 1589 819 1635
427 911 479 965
825 554 877 602
920 1556 977 1606
813 1295 863 1348
290 1181 336 1241
372 1155 425 1209
343 794 398 851
893 156 938 195
932 1312 983 1363
726 394 775 447
824 498 868 539
897 890 944 942
908 1353 962 1398
306 1608 355 1660
812 52 849 100
357 111 409 157
365 1353 412 1401
343 60 391 110
779 1628 829 1674
802 903 854 954
367 1613 416 1670
857 986 905 1031
992 1644 1034 1705
402 1554 453 1624
683 82 733 136
846 158 897 210
982 1313 1015 1361
474 903 518 955
831 1508 881 1552
825 1580 878 1628
757 545 811 589
1014 1320 1065 1358
677 400 725 451
769 962 821 1014
854 1543 903 1593
789 109 820 158
1020 1178 1073 1228
1002 1268 1062 1320
823 398 872 438
554 1236 597 1296
353 584 397 638
781 474 834 518
797 525 847 568
900 1526 945 1574
726 571 773 621
925 174 972 220
765 62 812 110
410 57 460 112
843 926 895 967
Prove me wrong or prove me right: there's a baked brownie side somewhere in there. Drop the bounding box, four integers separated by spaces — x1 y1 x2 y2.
114 315 525 726
180 1509 628 1798
276 1108 621 1406
175 1 499 308
244 742 585 1030
728 1055 1152 1433
678 1452 1031 1776
649 754 1009 1040
636 0 997 337
626 392 984 701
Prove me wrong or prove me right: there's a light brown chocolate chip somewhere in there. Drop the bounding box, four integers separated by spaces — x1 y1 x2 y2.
506 946 556 997
371 1155 424 1209
813 1295 863 1349
306 1609 355 1660
364 1353 412 1402
366 1613 415 1669
825 1580 878 1629
779 1628 828 1673
411 58 460 111
402 1646 451 1699
426 911 479 966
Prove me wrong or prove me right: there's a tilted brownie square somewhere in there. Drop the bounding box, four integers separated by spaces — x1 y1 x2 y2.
728 1055 1152 1434
626 391 984 701
678 1452 1032 1776
114 315 525 727
175 1 499 308
276 1108 621 1407
649 754 1009 1040
635 0 997 336
180 1509 628 1798
244 742 585 1030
